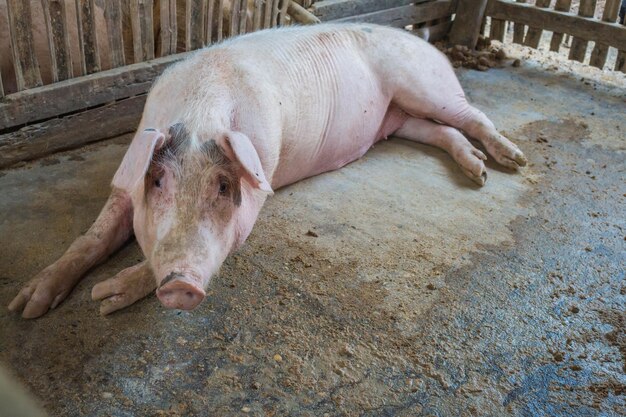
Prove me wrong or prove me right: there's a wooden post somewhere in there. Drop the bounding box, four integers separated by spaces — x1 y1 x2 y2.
230 0 242 36
104 0 126 68
523 0 550 48
448 0 488 48
6 0 43 90
589 0 620 69
569 0 597 62
75 0 101 74
549 0 572 52
160 0 178 55
512 0 527 44
41 0 73 82
217 0 225 42
287 0 320 24
263 0 273 28
129 0 144 61
253 0 263 31
239 0 248 33
490 18 506 42
206 0 215 44
187 0 205 50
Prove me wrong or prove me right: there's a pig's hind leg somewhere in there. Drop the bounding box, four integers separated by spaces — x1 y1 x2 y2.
394 117 488 186
8 189 133 318
91 261 156 315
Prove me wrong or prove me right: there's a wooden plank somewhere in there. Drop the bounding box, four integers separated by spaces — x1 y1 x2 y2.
334 1 457 28
568 0 597 62
512 0 527 44
160 0 178 55
523 0 551 48
271 0 280 27
311 0 418 21
616 51 626 71
206 0 215 44
490 18 506 41
589 0 620 68
230 0 242 36
6 0 43 90
75 0 101 74
104 0 126 68
41 0 73 82
253 0 263 31
448 0 488 48
217 0 225 41
549 0 572 52
0 68 4 98
486 1 626 51
424 19 453 41
0 96 145 168
187 0 205 50
239 0 249 32
130 0 144 61
288 0 321 24
263 0 273 28
141 0 155 60
121 0 135 64
0 52 190 131
279 0 290 26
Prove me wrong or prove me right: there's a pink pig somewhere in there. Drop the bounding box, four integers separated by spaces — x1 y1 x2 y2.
8 23 526 318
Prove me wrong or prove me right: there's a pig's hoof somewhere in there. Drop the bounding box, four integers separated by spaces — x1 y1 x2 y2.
8 267 72 319
488 136 528 170
91 262 155 316
157 276 205 310
455 146 487 186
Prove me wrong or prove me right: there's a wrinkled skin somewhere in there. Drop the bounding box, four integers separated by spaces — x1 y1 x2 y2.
8 24 527 318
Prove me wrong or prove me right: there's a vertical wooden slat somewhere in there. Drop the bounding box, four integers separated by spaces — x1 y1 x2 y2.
271 0 280 27
142 0 155 60
253 0 263 31
130 0 144 62
589 0 620 68
121 0 134 64
569 0 597 62
239 0 248 33
104 0 126 68
448 0 488 48
160 0 177 55
512 0 527 44
230 0 242 37
217 0 225 42
0 68 4 98
616 51 626 72
490 18 506 42
187 0 205 50
75 0 101 74
549 0 572 51
206 0 215 44
41 0 73 82
7 0 43 90
263 0 273 28
523 0 551 48
279 0 289 26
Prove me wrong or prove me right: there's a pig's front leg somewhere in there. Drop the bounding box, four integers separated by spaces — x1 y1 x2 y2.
91 261 156 316
8 189 133 318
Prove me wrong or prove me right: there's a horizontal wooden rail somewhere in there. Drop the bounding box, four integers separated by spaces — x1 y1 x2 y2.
486 0 626 51
0 52 191 131
310 0 418 21
333 0 457 28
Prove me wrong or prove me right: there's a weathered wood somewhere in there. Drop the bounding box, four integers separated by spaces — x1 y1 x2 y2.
160 0 178 55
568 0 597 62
448 0 488 48
104 0 126 67
263 0 273 28
334 1 457 28
253 0 263 30
288 0 321 24
6 0 43 90
279 0 290 25
206 0 215 43
549 0 572 52
512 0 527 44
187 0 205 50
486 0 626 51
311 0 418 21
217 0 225 41
0 69 4 98
121 0 135 63
0 52 191 131
41 0 73 82
0 96 145 168
271 0 280 27
490 18 506 41
523 0 551 48
141 0 155 60
421 19 453 41
616 51 626 71
230 0 242 36
130 0 144 62
75 0 101 74
239 0 249 32
589 0 620 68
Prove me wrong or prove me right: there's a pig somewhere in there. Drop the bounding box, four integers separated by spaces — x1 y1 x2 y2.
8 23 527 318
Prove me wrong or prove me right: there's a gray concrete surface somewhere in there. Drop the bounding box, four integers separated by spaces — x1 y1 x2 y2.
0 63 624 417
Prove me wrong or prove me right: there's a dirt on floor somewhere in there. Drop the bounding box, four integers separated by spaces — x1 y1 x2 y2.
0 54 625 416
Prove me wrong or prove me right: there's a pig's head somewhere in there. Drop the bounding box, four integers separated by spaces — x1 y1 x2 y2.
112 124 272 310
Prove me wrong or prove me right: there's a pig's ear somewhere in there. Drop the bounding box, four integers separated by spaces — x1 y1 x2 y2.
112 129 166 192
223 131 273 193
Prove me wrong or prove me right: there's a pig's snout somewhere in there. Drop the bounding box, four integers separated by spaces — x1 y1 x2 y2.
156 272 206 310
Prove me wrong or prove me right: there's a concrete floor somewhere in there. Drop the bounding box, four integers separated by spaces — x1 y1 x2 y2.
0 63 624 416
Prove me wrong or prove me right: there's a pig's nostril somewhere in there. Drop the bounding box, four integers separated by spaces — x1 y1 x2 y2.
156 275 206 310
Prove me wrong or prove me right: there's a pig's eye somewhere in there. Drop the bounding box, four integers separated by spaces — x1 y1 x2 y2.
154 178 162 188
218 180 229 195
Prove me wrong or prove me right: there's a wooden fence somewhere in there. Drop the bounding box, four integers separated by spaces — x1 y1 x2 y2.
486 0 626 71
